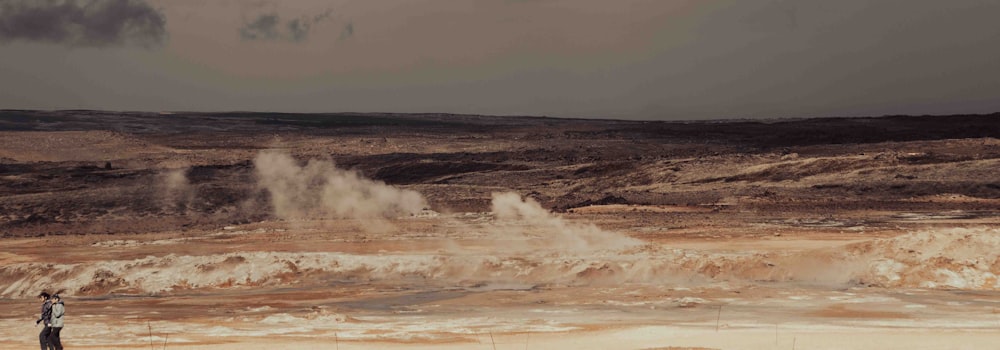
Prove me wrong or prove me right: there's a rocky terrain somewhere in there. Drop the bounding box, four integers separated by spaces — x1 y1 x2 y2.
0 110 998 349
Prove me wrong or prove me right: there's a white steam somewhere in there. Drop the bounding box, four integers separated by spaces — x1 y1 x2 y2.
490 192 642 252
158 167 194 209
254 151 427 224
252 150 639 247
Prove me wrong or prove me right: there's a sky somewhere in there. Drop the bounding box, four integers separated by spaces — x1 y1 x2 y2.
1 0 999 120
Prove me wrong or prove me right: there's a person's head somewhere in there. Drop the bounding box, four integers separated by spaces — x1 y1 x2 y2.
37 292 51 301
52 295 61 303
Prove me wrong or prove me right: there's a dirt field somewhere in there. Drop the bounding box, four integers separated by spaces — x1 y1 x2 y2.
1 110 999 349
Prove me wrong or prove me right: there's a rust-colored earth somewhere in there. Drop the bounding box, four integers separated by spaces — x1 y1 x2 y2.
1 110 999 349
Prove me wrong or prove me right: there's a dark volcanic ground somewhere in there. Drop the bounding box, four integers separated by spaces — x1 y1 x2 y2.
1 110 999 237
2 110 1000 349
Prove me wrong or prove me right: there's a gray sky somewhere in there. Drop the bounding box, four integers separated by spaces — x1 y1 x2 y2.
2 0 999 120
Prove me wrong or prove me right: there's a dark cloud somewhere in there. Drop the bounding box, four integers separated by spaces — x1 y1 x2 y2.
0 0 166 48
239 13 280 41
312 9 333 23
287 18 309 42
339 22 354 40
240 10 334 43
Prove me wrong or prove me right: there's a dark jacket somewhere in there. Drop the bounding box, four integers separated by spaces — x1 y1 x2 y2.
37 300 52 325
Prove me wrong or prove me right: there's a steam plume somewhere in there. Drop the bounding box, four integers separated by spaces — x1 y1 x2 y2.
253 151 427 224
490 192 642 252
159 167 193 210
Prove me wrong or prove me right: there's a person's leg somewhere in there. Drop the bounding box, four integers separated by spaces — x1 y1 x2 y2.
38 326 50 350
48 327 62 350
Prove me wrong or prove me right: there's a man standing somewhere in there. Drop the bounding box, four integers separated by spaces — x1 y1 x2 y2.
35 292 52 350
48 294 65 350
